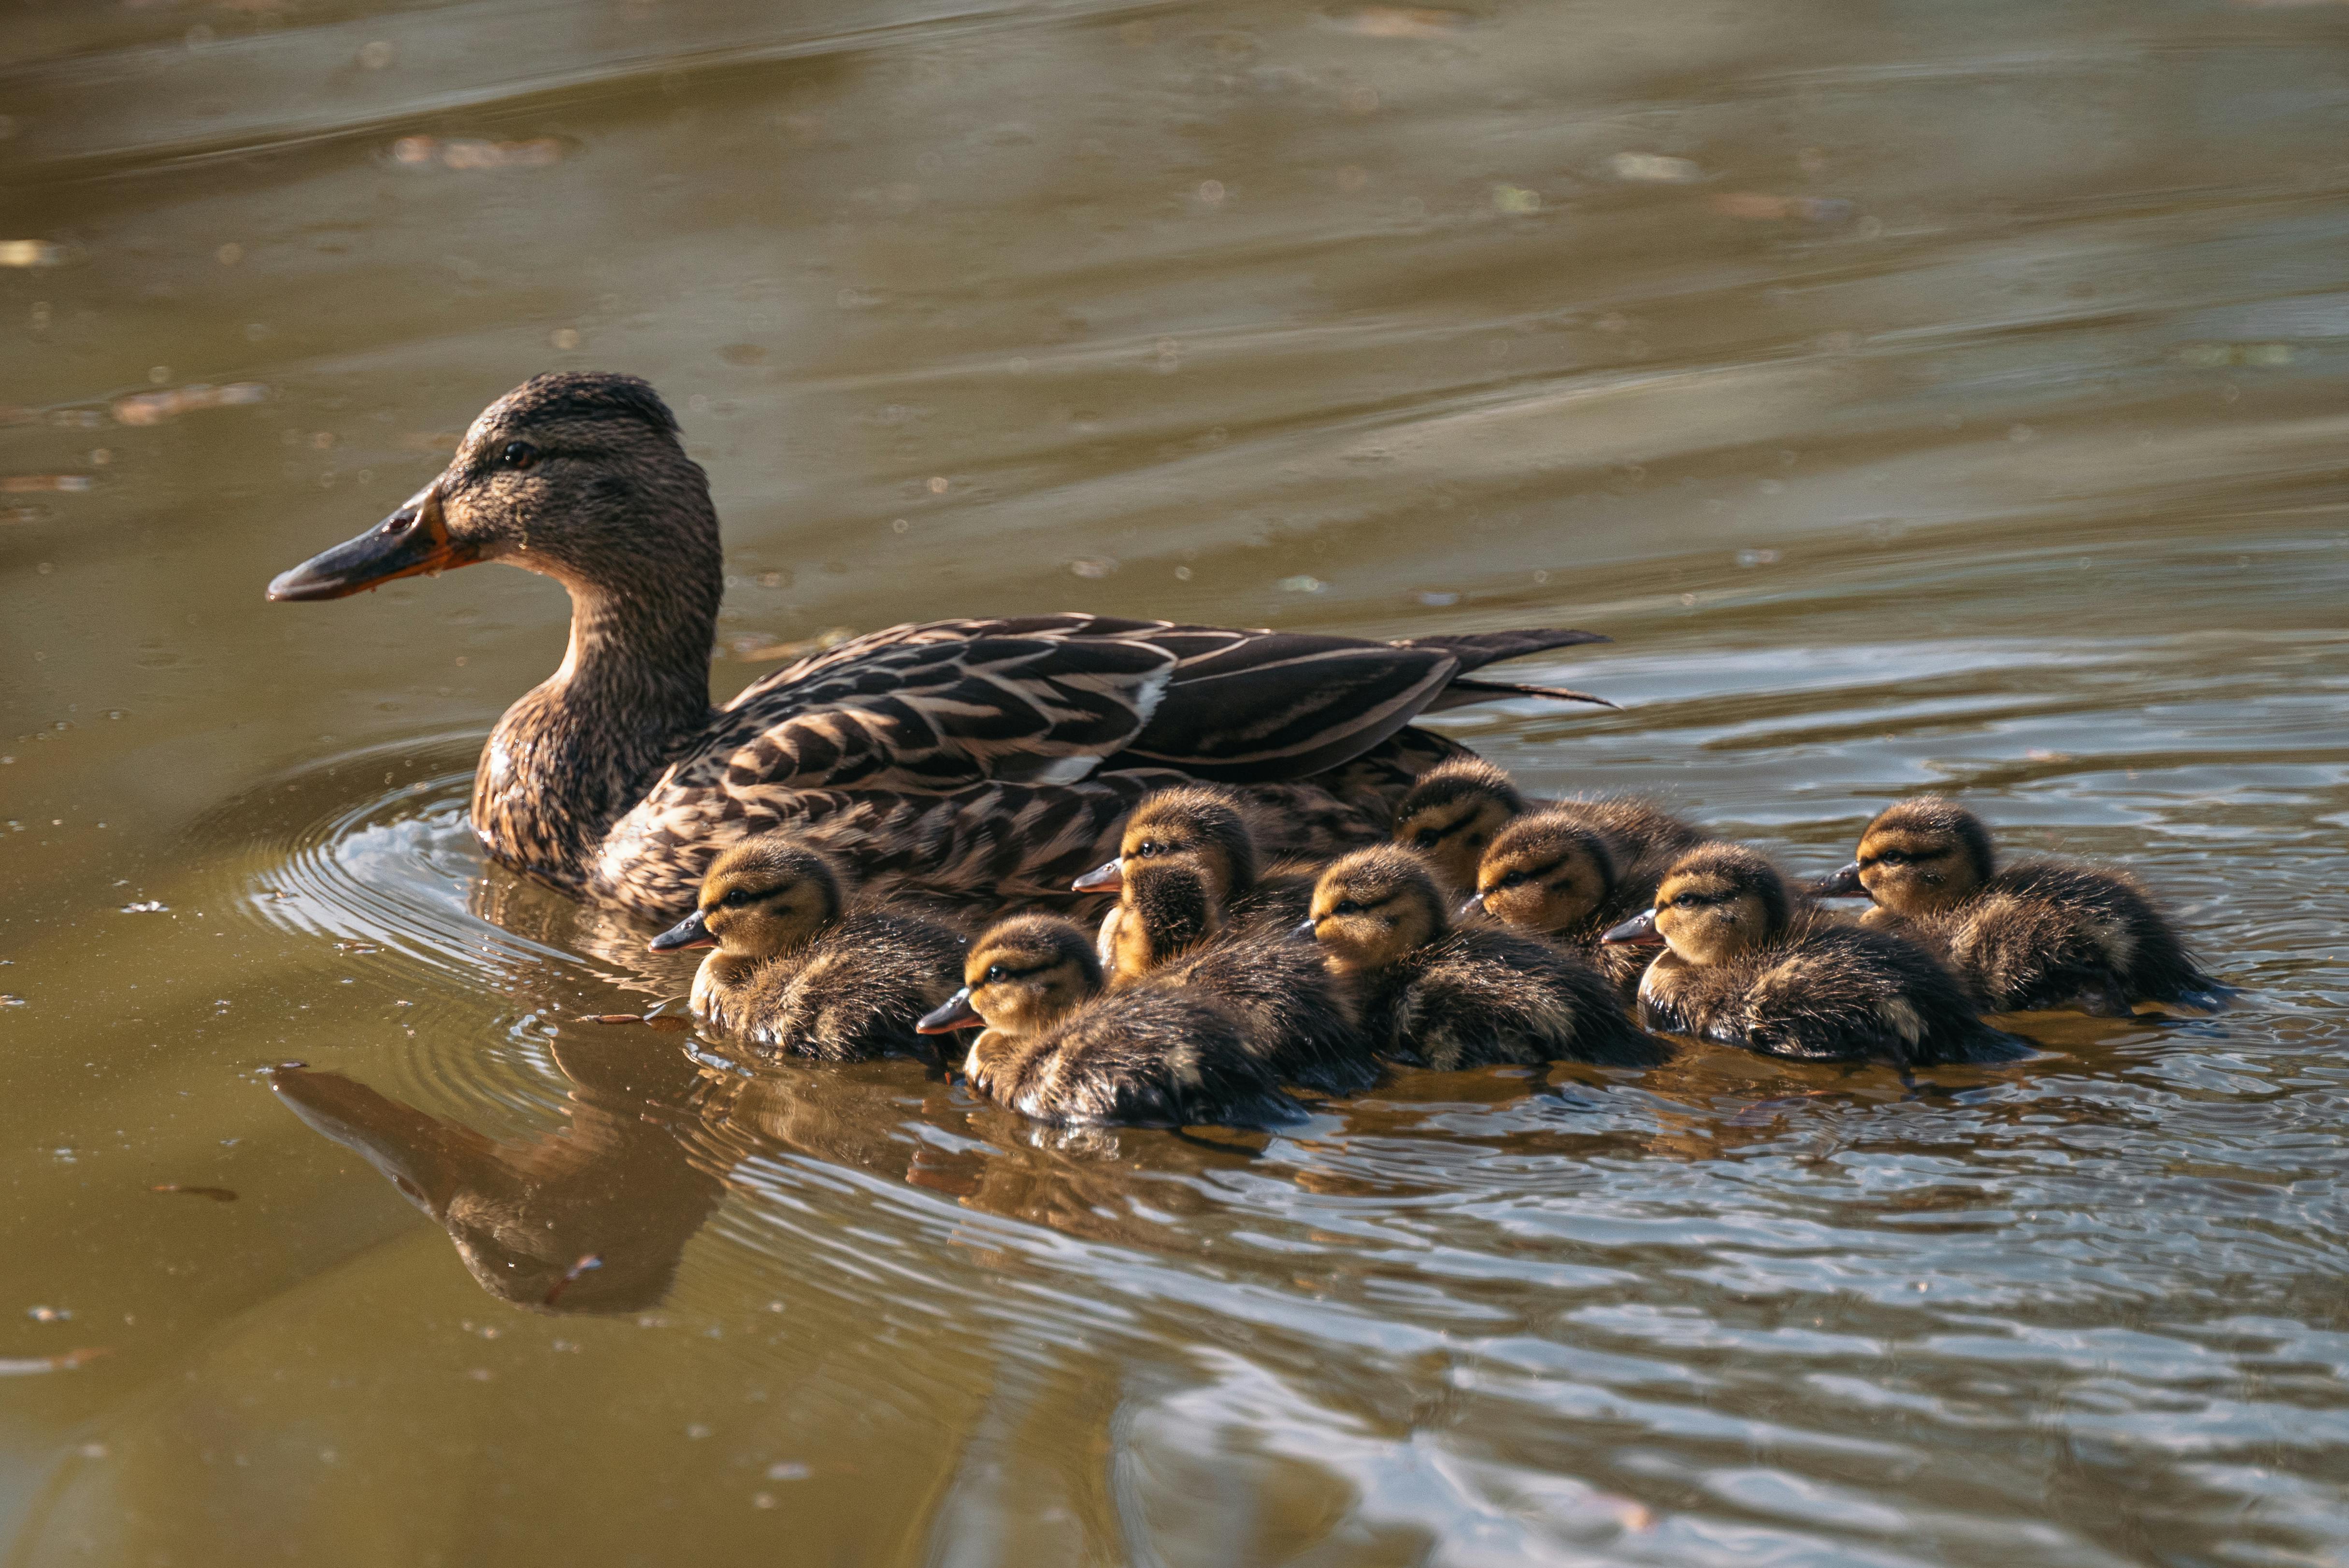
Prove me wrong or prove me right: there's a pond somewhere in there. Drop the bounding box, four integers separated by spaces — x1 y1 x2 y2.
3 0 2348 1562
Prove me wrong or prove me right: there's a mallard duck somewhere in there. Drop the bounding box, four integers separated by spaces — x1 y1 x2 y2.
1607 842 2029 1065
1810 797 2224 1014
1389 757 1531 895
916 914 1301 1127
648 836 965 1059
1304 846 1660 1070
1468 798 1708 993
1086 799 1375 1093
265 373 1611 922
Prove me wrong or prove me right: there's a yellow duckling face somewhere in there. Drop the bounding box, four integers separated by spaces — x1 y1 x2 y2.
1644 845 1792 967
1306 846 1446 973
650 839 842 959
924 915 1103 1041
1822 798 1995 917
1390 758 1527 895
1074 787 1257 902
1472 813 1619 934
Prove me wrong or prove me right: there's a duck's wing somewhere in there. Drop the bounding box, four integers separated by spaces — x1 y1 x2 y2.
1123 626 1609 782
689 616 1183 795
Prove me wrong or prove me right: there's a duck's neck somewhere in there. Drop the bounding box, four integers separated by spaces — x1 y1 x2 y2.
473 568 718 890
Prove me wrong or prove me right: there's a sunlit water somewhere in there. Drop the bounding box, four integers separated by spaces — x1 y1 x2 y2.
4 0 2349 1562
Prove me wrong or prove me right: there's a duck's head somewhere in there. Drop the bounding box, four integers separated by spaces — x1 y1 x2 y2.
1813 797 1994 916
1607 843 1791 966
649 838 844 959
917 915 1101 1040
1073 786 1258 901
1389 758 1527 894
267 372 720 606
1469 812 1619 934
1303 845 1446 973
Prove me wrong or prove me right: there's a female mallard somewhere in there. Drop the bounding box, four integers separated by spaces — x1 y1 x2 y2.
1810 797 2224 1014
266 372 1610 921
1607 842 2030 1065
1304 845 1660 1070
917 914 1301 1127
648 836 966 1058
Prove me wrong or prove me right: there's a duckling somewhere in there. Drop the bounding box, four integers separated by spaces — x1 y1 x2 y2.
916 915 1300 1127
1099 847 1377 1095
1073 786 1321 930
649 837 965 1060
1812 797 2224 1014
1469 798 1709 994
1389 757 1531 895
1607 842 2029 1065
1304 846 1660 1070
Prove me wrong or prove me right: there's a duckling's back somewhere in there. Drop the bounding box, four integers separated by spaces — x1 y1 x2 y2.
749 911 967 1061
1932 859 2222 1013
974 986 1301 1127
1376 927 1661 1071
1163 935 1379 1094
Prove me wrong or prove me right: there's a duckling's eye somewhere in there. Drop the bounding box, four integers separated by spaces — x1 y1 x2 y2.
501 441 538 470
1134 841 1159 858
1413 829 1441 850
1332 899 1362 916
1500 870 1528 888
723 887 759 907
983 965 1006 983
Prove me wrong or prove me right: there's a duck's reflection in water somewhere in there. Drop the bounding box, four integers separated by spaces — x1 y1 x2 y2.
271 1036 724 1313
270 1032 1273 1314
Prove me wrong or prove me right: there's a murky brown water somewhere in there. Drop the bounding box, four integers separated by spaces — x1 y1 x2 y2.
6 0 2349 1560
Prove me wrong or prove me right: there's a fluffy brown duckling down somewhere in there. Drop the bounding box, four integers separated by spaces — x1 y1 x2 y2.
1812 797 2224 1015
651 837 965 1060
917 915 1300 1127
1305 846 1661 1070
1088 791 1376 1095
1389 757 1532 896
1607 843 2029 1066
1469 796 1708 994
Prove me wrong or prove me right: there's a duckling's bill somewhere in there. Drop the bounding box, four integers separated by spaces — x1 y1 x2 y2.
917 987 981 1034
266 485 479 601
648 909 716 951
1811 862 1865 898
1601 908 1663 945
1072 859 1124 893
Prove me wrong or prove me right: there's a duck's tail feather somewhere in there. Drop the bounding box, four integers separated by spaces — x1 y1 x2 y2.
1423 676 1617 712
1393 628 1609 670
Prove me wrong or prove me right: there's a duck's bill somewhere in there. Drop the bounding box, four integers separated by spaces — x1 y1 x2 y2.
1600 908 1663 945
1810 862 1865 898
916 987 981 1034
266 487 479 601
1458 893 1487 919
1071 858 1124 894
1290 916 1318 941
647 910 715 952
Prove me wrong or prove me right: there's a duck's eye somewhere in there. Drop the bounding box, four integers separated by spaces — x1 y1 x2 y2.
1332 899 1361 916
501 441 538 470
1500 870 1527 888
983 965 1006 983
1413 828 1441 850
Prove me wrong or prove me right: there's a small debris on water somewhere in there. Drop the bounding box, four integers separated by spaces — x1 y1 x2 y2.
766 1461 811 1481
120 900 168 913
1068 557 1118 579
0 241 66 268
391 135 563 170
1 475 92 493
26 1305 70 1322
1277 575 1328 594
0 1348 107 1376
1491 184 1541 214
152 1184 238 1202
111 383 268 426
1610 152 1703 184
1735 549 1781 567
1336 6 1468 37
543 1253 604 1307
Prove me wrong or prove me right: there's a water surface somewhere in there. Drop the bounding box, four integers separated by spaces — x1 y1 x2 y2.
4 0 2349 1562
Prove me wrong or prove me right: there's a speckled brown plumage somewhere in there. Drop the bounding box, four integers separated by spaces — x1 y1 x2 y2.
943 916 1301 1127
1309 846 1661 1070
268 373 1613 925
1629 842 2030 1066
1815 797 2224 1015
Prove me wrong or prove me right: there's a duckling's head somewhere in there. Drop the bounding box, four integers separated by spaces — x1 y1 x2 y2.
1305 846 1447 974
649 838 844 959
1471 813 1620 934
921 915 1103 1040
268 372 720 611
1389 758 1528 893
1820 797 1995 916
1634 843 1793 967
1073 787 1258 901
